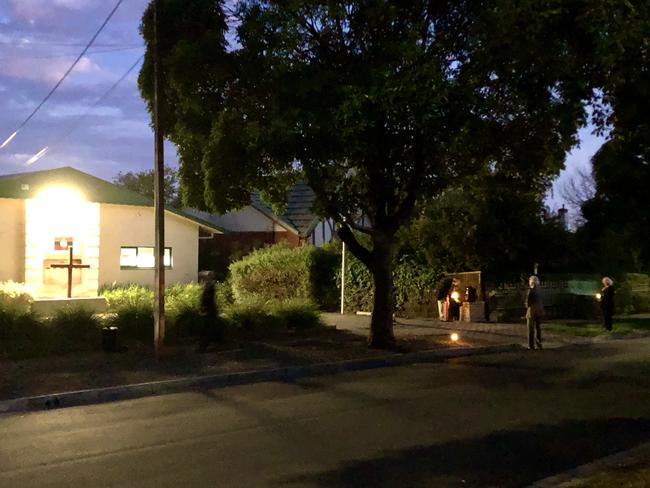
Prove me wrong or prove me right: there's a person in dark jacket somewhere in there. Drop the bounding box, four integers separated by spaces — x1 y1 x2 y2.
525 275 544 350
436 278 453 320
197 278 223 352
599 277 615 331
448 279 461 321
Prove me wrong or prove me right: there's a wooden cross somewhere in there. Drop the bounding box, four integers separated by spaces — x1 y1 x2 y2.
50 246 90 298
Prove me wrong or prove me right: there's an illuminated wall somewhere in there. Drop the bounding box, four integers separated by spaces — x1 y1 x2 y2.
24 188 100 298
98 204 199 287
0 198 25 282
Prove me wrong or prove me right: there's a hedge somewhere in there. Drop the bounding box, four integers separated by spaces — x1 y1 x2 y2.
228 242 339 309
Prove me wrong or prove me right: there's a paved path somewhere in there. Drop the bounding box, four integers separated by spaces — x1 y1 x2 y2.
2 338 649 487
322 313 576 348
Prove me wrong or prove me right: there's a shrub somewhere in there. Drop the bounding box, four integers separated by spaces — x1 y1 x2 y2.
223 298 285 337
393 254 440 316
101 284 154 312
215 278 234 309
336 251 373 313
0 309 46 359
618 273 650 314
100 284 154 342
336 251 441 316
166 283 202 316
45 306 102 354
168 308 206 340
104 305 154 343
268 298 321 329
308 246 341 310
223 298 320 337
229 243 339 308
0 280 34 316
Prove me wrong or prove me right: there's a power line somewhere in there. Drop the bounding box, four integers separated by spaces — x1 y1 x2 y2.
25 54 144 166
0 41 141 48
1 0 125 149
0 45 143 62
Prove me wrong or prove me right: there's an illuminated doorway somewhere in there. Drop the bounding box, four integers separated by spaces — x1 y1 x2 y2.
24 186 100 298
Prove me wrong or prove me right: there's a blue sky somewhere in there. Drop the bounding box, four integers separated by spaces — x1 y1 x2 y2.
0 0 606 215
0 0 173 180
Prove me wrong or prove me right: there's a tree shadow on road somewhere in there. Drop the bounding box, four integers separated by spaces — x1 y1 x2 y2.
276 417 650 488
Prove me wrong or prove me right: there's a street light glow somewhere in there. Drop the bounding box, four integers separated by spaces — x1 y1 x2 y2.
25 147 49 166
0 130 18 149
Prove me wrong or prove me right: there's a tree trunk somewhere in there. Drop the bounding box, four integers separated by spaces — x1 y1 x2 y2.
368 239 396 349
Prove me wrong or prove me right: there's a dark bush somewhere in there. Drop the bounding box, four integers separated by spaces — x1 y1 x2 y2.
46 306 103 354
336 250 441 316
0 309 47 359
104 305 154 343
269 299 321 330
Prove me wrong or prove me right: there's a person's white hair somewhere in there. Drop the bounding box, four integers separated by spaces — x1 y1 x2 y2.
602 277 613 287
529 275 540 287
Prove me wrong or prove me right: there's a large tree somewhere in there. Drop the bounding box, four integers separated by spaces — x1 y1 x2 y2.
113 166 182 207
575 1 650 273
139 0 633 348
406 175 574 282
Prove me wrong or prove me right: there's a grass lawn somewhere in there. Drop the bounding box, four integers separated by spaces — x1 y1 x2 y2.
545 317 650 337
560 460 650 487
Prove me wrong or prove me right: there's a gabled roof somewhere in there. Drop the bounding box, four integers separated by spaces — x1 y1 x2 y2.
0 166 225 233
251 182 322 238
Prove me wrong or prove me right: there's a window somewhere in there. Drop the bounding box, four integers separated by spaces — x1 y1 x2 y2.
120 247 172 269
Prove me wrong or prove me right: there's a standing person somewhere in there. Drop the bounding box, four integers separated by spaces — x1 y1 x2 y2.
600 277 615 331
198 278 222 352
525 275 544 350
448 278 462 321
436 278 453 320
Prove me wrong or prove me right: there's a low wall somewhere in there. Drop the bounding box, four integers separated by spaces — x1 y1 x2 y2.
32 297 107 316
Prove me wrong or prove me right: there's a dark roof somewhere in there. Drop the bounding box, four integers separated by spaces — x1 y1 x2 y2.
0 166 224 233
250 182 321 237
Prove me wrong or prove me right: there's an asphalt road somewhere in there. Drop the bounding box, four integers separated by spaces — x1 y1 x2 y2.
1 338 650 487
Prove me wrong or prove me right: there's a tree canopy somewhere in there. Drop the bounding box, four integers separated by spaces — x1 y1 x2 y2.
573 1 650 274
139 0 646 348
113 166 181 207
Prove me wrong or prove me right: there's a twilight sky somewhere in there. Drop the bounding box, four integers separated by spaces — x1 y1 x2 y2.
0 0 606 215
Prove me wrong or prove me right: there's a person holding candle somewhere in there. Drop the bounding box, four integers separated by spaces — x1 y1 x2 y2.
600 277 615 331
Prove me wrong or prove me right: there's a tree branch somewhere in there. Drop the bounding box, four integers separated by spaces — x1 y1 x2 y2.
338 223 373 269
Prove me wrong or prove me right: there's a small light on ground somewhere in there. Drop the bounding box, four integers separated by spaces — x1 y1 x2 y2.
450 333 459 342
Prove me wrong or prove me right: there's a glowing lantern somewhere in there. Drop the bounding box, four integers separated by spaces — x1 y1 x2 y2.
450 332 459 342
595 293 602 301
451 291 460 302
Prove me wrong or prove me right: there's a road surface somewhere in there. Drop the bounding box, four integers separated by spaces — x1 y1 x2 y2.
2 338 649 487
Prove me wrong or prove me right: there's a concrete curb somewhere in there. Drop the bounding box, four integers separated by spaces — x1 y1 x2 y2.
527 440 650 487
0 343 522 415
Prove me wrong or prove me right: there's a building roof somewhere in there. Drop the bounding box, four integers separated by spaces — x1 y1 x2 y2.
250 182 321 237
0 166 225 233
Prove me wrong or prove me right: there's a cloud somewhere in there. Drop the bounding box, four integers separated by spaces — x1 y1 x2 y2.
0 0 180 184
10 0 99 20
1 54 100 83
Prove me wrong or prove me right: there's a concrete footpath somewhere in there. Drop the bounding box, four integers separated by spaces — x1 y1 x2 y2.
321 312 581 348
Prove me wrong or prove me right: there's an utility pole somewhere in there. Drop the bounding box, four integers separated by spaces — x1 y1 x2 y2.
340 240 346 314
153 0 165 356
